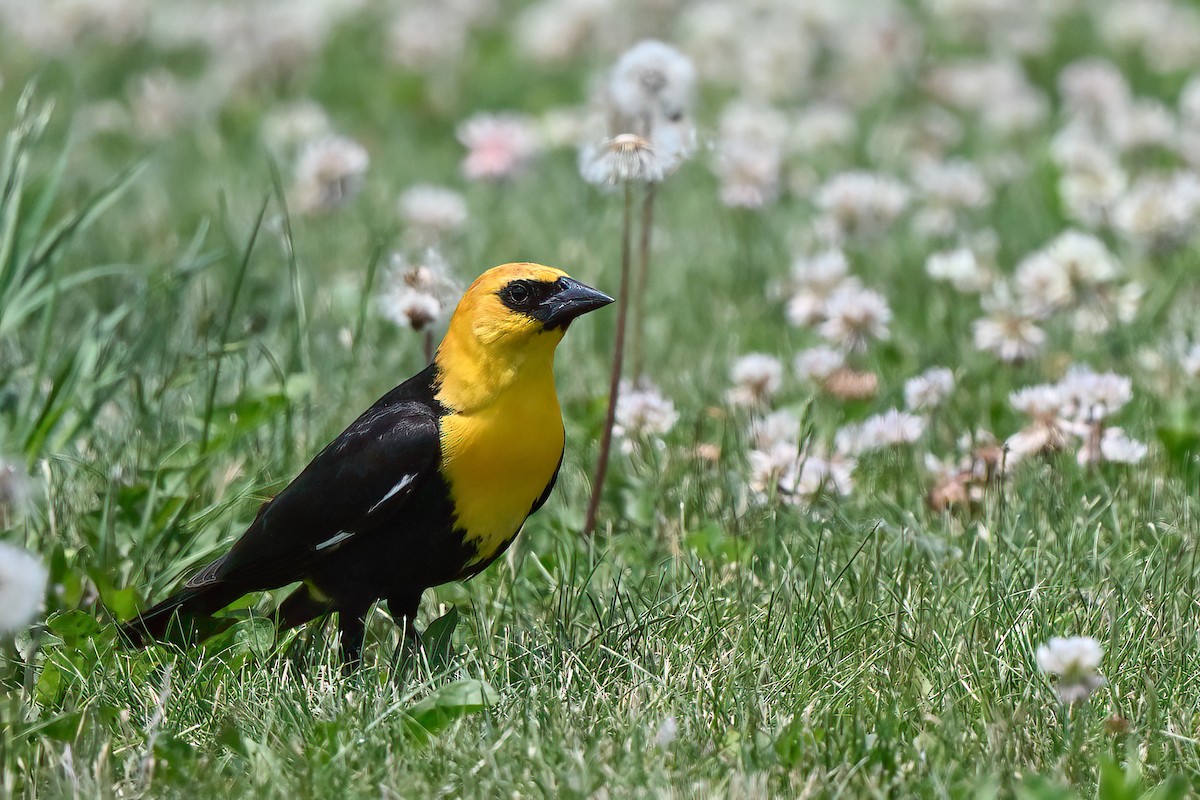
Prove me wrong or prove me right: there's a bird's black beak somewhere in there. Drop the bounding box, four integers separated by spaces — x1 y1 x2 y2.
541 277 614 329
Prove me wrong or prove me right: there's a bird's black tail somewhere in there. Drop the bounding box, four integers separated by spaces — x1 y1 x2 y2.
118 580 245 647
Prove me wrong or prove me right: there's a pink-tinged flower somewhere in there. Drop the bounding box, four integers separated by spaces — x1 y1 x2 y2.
457 113 539 181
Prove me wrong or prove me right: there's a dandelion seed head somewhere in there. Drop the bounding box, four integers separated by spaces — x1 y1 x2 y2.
609 40 696 127
0 542 48 635
579 133 662 185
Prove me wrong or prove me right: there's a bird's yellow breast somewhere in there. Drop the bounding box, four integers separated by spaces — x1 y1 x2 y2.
438 369 564 567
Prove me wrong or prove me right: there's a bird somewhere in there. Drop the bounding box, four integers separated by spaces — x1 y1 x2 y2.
120 263 613 664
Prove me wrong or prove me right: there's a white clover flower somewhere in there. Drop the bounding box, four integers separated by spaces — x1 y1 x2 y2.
513 0 605 65
377 250 460 332
727 353 784 407
836 410 925 456
1056 365 1133 422
1182 343 1200 378
0 542 48 635
777 454 855 503
388 4 467 71
1057 59 1130 121
926 247 991 293
1036 636 1106 703
815 171 911 236
748 442 800 497
1005 384 1073 462
790 102 856 153
973 287 1046 363
614 381 679 451
0 459 33 528
714 140 782 209
1009 384 1064 418
1111 171 1200 251
457 113 539 181
292 135 369 214
784 250 857 328
654 716 678 749
608 40 696 128
1106 98 1176 152
818 285 892 353
925 58 1047 135
751 411 802 450
912 158 991 210
904 368 955 411
711 102 787 209
794 346 845 383
262 99 331 157
791 249 850 294
1100 428 1149 464
1057 146 1128 228
1015 230 1121 315
128 69 191 141
397 185 468 245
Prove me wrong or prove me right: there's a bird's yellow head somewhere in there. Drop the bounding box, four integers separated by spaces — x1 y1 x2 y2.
435 263 613 411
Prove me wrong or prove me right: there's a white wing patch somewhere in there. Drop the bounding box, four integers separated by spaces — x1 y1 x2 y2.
367 473 417 514
315 530 355 551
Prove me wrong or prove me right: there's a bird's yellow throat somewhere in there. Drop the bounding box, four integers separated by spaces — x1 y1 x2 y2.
434 322 566 564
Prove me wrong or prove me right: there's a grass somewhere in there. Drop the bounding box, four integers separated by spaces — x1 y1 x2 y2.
2 7 1200 798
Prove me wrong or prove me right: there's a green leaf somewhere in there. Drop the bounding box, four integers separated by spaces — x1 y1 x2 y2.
421 605 459 674
45 610 102 647
403 679 498 740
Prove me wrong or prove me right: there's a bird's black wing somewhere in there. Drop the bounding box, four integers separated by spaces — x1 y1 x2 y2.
191 375 442 590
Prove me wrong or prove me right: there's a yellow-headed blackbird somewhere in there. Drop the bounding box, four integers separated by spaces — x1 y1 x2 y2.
120 263 612 662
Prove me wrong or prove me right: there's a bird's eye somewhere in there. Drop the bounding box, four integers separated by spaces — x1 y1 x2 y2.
507 282 531 305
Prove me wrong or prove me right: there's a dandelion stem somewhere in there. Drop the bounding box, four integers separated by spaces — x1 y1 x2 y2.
630 181 656 379
423 329 434 364
583 181 634 537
